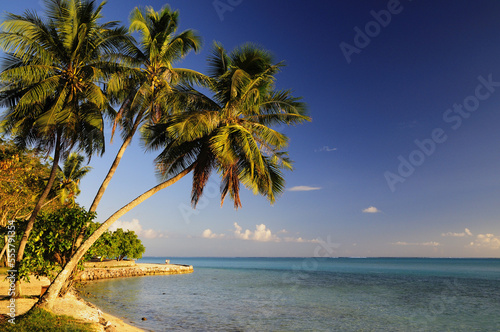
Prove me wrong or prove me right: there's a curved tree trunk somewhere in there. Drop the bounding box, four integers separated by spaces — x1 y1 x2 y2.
13 133 62 298
88 133 134 213
36 164 193 310
74 114 144 251
71 133 133 254
67 114 143 294
88 111 145 214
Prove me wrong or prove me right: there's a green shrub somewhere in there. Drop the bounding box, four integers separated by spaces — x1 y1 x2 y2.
0 308 95 332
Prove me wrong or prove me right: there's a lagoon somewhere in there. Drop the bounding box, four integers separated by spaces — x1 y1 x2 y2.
81 257 500 331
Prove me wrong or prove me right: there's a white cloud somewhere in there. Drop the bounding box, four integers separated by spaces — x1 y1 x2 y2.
441 228 473 237
202 229 224 239
201 223 317 243
468 233 500 250
233 222 253 240
253 224 275 242
234 222 279 242
393 241 440 247
315 146 337 152
362 206 381 213
142 229 160 239
288 186 322 192
109 219 165 239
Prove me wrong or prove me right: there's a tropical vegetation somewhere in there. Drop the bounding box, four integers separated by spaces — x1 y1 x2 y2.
104 228 145 261
0 0 309 312
0 0 133 295
1 205 145 288
87 4 205 214
0 140 89 267
55 153 92 206
0 139 55 228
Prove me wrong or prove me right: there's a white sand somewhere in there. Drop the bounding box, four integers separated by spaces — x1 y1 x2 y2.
0 276 144 331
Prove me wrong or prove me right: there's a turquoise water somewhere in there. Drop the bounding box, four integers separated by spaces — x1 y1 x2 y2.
81 257 500 331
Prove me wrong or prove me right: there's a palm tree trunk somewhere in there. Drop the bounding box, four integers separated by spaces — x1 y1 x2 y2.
14 133 62 297
74 115 144 251
0 236 8 267
88 112 144 214
70 134 133 254
66 116 143 293
37 164 193 310
88 133 134 213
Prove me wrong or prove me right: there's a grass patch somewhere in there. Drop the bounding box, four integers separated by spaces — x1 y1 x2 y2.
0 267 10 275
0 308 95 332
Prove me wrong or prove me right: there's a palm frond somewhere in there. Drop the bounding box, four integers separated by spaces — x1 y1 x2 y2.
207 41 229 78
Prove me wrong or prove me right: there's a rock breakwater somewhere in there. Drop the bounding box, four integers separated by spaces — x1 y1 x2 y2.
75 263 193 281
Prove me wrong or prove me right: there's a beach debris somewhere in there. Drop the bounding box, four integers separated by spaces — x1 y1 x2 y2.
104 325 118 332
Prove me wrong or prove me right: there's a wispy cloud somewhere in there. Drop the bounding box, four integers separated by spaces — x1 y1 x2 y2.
284 237 320 243
393 241 440 247
442 228 473 237
315 146 337 152
109 219 166 239
201 223 318 243
362 206 381 213
468 233 500 250
288 186 321 192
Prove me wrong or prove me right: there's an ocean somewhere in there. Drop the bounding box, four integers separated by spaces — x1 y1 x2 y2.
80 257 500 331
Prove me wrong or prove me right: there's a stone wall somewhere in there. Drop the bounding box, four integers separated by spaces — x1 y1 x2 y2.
83 260 136 268
75 264 193 281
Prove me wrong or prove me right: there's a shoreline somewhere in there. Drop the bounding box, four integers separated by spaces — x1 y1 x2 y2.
49 288 146 331
0 284 145 331
0 262 193 330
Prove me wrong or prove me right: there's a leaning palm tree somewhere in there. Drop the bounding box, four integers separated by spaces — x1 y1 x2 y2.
37 42 310 309
0 0 131 295
88 5 205 213
147 42 312 208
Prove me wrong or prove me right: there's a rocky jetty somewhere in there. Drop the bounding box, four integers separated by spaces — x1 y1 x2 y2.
75 263 193 281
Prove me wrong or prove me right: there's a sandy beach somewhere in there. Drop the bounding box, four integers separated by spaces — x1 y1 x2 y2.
0 275 144 331
0 263 192 330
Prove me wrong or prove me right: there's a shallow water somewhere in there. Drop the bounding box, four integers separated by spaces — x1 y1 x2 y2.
81 257 500 331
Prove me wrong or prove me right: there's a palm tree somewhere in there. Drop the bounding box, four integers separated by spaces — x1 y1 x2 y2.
0 0 131 295
37 43 310 309
88 5 205 213
56 4 204 296
149 42 312 207
56 152 92 206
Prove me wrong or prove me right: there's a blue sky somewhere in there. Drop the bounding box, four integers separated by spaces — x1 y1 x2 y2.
4 0 500 257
